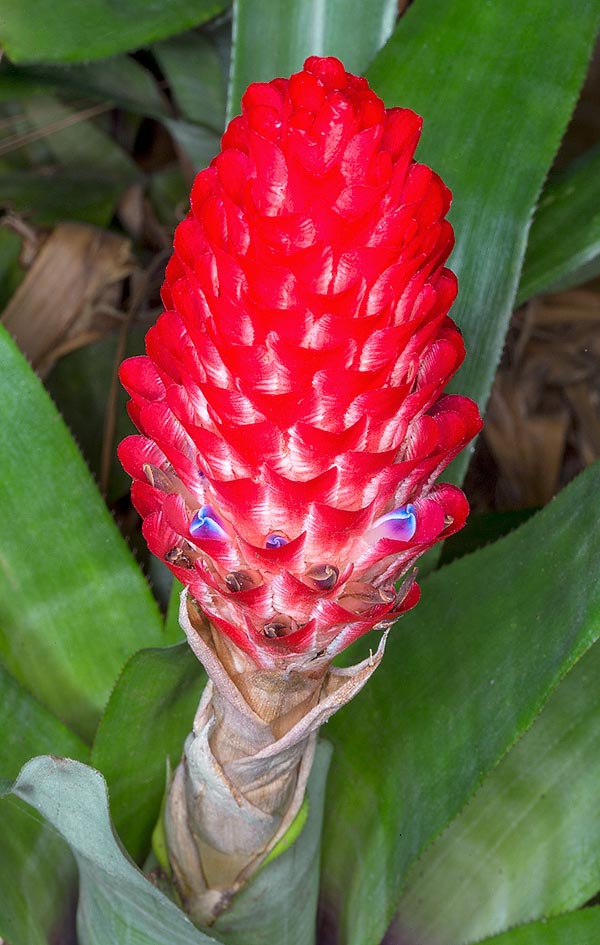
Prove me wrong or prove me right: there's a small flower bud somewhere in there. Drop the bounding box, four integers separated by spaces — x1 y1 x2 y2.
165 545 195 569
190 506 228 541
265 533 289 549
263 614 299 638
225 569 263 592
306 564 339 591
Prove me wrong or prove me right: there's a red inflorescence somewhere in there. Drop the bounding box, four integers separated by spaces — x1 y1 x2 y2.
119 56 482 669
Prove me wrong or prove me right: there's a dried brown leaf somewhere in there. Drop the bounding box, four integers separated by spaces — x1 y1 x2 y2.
1 222 131 376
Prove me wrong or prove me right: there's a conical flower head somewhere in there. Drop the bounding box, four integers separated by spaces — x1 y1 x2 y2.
119 56 482 669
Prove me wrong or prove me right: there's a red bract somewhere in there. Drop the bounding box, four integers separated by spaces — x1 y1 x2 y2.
119 56 482 669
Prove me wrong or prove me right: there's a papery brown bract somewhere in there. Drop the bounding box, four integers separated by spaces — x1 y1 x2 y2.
119 55 482 669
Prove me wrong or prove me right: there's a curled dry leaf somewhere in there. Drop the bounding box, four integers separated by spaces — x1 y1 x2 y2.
1 222 132 376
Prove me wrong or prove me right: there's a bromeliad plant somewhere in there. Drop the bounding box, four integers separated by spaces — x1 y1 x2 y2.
1 3 600 945
118 54 481 922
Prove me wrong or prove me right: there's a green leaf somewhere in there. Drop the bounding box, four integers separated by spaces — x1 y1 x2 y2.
212 741 332 945
440 508 539 565
366 0 600 486
476 908 600 945
393 637 600 944
263 797 309 866
164 117 221 172
9 757 217 945
1 169 126 226
0 0 230 65
1 95 140 226
0 664 87 945
0 798 76 945
91 644 205 862
45 328 145 503
148 165 190 227
0 664 88 777
154 32 227 169
0 325 165 742
320 460 600 945
0 225 24 309
517 145 600 304
165 578 186 642
0 56 168 117
228 0 397 119
154 33 226 131
22 96 139 180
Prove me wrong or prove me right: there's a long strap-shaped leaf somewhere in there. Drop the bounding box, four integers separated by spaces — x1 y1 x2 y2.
91 643 205 863
517 145 600 304
0 0 229 64
0 325 164 741
392 637 600 944
0 664 88 945
320 459 600 945
227 0 398 119
476 908 600 945
367 0 600 486
6 757 218 945
9 743 331 945
0 56 169 117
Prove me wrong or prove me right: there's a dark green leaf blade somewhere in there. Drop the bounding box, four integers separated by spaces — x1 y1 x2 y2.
2 95 140 227
0 56 168 117
0 665 88 777
45 331 138 504
517 145 600 304
0 226 24 308
320 460 600 945
9 757 217 945
1 169 126 226
440 508 539 565
164 578 186 642
0 0 230 64
91 643 205 862
0 664 88 945
0 325 165 742
22 96 139 181
392 638 600 944
228 0 397 118
366 0 600 486
0 798 76 945
154 33 226 131
164 117 222 172
475 908 600 945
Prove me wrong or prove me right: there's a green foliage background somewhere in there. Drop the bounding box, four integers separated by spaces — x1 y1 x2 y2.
1 2 600 944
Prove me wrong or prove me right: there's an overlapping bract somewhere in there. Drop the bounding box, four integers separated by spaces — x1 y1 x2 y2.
119 56 482 669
